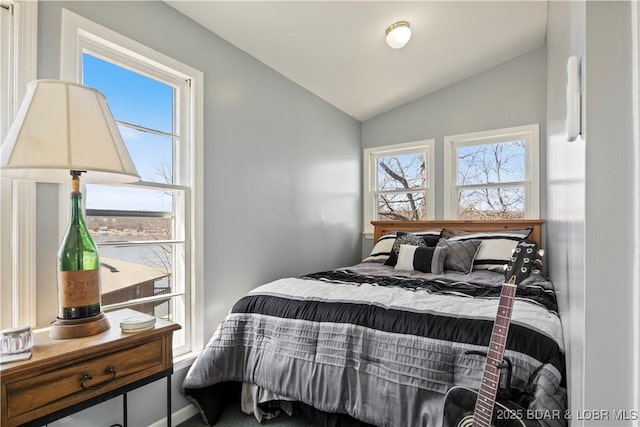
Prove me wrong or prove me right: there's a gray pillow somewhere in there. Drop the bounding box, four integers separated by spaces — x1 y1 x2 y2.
437 238 482 274
430 245 448 274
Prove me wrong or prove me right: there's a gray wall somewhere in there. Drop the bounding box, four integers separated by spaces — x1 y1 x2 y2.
545 0 586 418
582 1 635 421
361 48 547 256
546 1 636 424
36 1 361 425
30 1 640 425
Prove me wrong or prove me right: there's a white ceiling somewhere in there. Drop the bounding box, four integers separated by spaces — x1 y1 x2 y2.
167 1 548 122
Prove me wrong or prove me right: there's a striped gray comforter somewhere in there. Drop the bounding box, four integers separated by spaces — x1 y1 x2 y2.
183 265 566 427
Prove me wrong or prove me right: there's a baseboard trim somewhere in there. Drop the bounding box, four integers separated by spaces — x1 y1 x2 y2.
148 403 199 427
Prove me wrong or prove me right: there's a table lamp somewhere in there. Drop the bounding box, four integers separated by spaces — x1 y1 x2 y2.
0 79 140 339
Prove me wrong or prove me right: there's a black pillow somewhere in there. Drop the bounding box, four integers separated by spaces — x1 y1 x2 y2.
394 244 448 274
384 231 441 266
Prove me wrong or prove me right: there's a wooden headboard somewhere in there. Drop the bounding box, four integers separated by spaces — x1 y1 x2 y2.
371 219 544 247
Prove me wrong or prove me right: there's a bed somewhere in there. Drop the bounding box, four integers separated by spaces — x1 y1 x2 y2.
183 220 566 427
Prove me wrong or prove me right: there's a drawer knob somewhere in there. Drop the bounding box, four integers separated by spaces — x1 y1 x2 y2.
79 365 117 390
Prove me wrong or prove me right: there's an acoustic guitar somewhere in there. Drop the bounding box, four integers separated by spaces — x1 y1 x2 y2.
442 240 544 427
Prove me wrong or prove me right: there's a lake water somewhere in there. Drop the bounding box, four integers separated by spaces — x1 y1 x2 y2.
93 235 172 317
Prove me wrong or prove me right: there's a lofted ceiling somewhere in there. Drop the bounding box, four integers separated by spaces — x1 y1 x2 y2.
166 1 548 122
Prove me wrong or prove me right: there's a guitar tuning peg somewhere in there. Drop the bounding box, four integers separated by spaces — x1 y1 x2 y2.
532 259 543 275
537 249 545 258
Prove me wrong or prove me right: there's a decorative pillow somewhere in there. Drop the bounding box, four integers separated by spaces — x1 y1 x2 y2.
430 244 448 274
445 229 532 271
363 233 397 263
437 238 482 274
384 230 441 266
394 244 447 274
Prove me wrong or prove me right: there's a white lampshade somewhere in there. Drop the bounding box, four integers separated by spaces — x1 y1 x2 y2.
385 21 411 49
0 79 140 184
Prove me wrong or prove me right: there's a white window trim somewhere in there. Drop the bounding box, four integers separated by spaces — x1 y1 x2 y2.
363 139 435 237
0 0 37 329
443 124 540 220
59 9 204 355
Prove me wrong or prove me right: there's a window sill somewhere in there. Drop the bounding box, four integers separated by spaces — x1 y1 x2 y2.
174 350 200 372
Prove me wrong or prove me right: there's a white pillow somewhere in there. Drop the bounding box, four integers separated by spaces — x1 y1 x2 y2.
363 233 396 263
446 229 532 272
395 244 418 271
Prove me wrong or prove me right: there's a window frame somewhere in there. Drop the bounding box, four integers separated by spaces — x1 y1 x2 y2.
363 140 435 237
443 124 540 220
60 9 203 362
0 0 37 329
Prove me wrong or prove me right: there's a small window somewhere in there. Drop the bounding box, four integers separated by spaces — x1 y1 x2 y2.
363 140 435 235
444 124 539 219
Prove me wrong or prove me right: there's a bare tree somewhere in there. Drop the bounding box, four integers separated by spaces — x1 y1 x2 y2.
457 141 525 220
375 141 525 221
377 153 426 221
141 162 175 288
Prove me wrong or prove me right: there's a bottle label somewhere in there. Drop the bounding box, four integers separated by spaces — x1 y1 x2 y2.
58 269 101 307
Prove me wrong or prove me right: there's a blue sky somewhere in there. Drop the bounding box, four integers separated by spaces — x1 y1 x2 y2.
457 141 525 185
82 54 173 133
82 54 175 212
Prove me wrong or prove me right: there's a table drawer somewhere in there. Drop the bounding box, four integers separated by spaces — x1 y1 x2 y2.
6 339 164 419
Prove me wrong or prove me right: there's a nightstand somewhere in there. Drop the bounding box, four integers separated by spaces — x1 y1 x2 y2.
0 309 181 427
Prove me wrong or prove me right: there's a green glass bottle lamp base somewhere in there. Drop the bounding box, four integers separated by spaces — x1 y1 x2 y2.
49 312 110 340
52 171 110 340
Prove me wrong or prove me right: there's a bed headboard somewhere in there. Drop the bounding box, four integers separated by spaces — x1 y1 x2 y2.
371 219 544 248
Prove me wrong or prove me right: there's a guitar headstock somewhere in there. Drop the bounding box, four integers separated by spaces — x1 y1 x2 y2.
505 239 539 285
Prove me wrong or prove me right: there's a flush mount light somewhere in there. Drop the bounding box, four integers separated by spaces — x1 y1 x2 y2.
385 21 411 49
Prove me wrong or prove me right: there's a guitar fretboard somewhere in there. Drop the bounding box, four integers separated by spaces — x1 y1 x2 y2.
472 282 517 427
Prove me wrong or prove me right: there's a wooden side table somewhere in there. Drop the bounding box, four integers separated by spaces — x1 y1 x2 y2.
0 309 181 427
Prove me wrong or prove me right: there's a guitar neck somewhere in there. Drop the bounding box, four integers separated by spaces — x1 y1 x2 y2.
472 282 518 427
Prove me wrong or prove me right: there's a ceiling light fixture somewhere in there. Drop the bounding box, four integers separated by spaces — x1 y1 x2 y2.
385 21 411 49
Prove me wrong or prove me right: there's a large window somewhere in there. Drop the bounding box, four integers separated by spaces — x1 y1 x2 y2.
0 2 12 329
0 0 36 329
444 124 539 219
1 4 11 134
82 52 188 344
61 10 203 358
363 140 435 235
